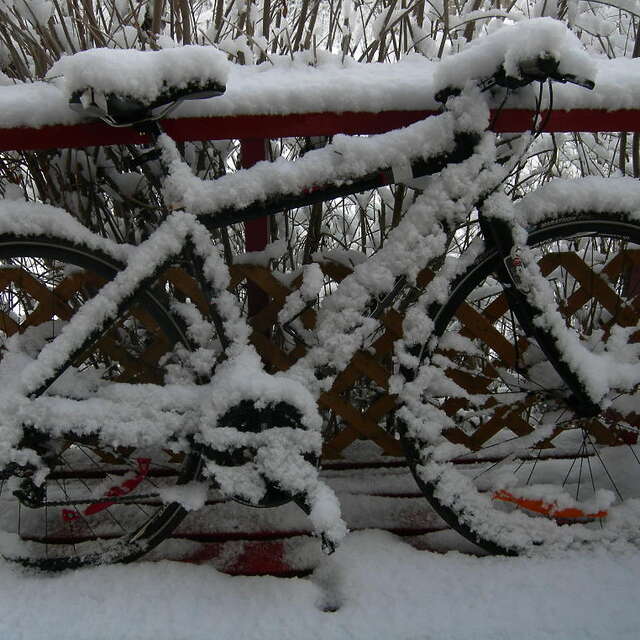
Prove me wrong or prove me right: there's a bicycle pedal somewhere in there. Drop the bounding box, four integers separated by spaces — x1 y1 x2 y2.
13 478 46 509
321 534 336 555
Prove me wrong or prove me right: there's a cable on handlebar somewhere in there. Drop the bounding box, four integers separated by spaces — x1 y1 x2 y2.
533 80 554 137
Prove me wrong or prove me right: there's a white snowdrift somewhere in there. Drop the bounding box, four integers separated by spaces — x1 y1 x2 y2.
0 530 636 640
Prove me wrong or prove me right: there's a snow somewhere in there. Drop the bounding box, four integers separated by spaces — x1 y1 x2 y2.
0 18 639 635
1 18 640 133
0 530 637 640
48 46 230 103
0 199 131 261
512 175 640 222
432 17 596 96
157 110 462 216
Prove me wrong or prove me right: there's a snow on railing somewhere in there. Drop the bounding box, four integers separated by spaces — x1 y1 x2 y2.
2 48 640 151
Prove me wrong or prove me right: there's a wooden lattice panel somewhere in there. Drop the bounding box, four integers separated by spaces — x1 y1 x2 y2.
162 261 442 459
5 247 635 461
0 266 173 385
0 256 438 461
435 249 640 452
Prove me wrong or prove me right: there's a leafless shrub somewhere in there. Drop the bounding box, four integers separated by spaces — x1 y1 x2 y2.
0 1 636 265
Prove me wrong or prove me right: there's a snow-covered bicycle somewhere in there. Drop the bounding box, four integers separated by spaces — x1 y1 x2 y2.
0 19 639 570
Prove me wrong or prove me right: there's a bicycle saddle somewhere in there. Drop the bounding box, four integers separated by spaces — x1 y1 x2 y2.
52 45 229 126
68 80 226 126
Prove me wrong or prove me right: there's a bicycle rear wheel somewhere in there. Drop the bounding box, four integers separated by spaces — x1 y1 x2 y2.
404 210 640 553
0 235 202 570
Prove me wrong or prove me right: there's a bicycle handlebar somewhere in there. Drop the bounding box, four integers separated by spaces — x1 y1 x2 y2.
494 53 595 90
436 52 595 104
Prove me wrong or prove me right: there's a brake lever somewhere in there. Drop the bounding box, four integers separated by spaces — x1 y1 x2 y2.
494 54 595 92
552 72 595 91
435 52 595 104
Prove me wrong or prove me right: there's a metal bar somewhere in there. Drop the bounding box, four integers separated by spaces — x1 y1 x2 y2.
240 138 270 317
1 108 639 152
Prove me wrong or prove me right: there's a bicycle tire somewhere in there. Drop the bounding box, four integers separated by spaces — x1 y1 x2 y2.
0 235 202 570
403 209 640 554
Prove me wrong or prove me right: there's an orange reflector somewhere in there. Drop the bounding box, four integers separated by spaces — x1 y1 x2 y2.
492 489 608 521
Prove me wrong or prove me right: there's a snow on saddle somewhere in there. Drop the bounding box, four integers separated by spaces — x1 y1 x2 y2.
49 45 229 125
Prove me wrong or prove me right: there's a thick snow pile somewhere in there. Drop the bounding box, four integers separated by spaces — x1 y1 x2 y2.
48 46 229 102
0 530 636 640
432 17 596 95
1 19 640 133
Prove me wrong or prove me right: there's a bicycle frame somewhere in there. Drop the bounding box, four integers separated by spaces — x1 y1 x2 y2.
0 82 589 452
0 54 621 562
5 94 487 403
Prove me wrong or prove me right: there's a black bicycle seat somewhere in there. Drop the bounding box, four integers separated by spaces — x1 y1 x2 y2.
69 79 226 126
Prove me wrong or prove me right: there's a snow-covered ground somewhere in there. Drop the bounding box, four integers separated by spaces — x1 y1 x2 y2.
0 528 637 640
3 455 637 638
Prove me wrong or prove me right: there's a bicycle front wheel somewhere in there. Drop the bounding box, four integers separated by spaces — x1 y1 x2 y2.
0 235 202 570
404 205 640 554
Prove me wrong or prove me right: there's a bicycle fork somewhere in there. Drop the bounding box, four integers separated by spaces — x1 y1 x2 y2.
479 214 602 418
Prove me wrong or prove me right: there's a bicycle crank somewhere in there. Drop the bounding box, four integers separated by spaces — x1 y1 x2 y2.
203 399 319 508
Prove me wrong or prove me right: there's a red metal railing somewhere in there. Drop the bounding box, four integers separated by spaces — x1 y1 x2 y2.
1 108 638 153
